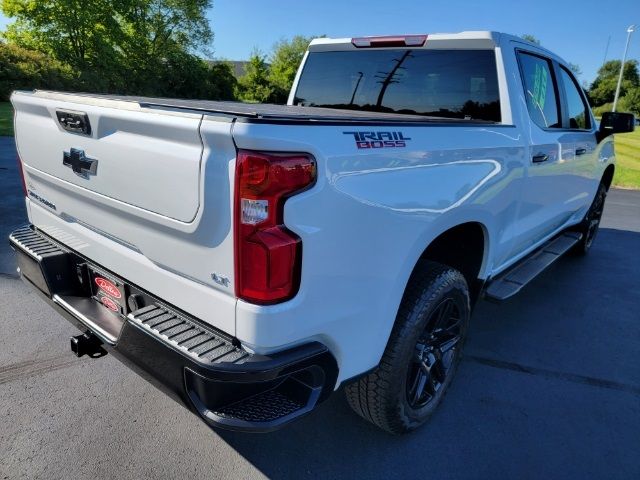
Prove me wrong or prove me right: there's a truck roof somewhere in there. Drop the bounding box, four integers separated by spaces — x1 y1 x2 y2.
309 31 501 51
308 31 562 61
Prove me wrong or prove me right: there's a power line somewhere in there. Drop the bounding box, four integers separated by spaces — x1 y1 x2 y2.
602 35 611 65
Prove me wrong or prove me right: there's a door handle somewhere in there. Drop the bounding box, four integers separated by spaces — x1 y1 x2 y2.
532 153 549 163
575 148 587 156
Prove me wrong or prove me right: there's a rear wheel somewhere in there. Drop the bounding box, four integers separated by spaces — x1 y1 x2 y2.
345 261 470 434
573 182 607 255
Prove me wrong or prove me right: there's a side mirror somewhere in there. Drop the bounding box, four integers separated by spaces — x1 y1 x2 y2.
598 111 635 141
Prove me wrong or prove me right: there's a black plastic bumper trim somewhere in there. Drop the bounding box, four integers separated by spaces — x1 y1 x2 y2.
9 225 339 432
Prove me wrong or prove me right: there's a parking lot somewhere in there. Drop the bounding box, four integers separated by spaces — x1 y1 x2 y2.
1 135 639 479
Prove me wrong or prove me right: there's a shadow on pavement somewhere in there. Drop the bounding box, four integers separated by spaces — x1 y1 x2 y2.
216 227 640 479
0 136 25 276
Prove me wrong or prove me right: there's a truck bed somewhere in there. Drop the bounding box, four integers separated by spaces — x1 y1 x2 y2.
27 90 496 124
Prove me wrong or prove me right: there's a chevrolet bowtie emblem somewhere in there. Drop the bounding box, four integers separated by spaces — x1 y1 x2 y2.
63 148 98 176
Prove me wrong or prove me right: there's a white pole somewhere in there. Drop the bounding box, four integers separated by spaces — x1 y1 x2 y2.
612 25 636 112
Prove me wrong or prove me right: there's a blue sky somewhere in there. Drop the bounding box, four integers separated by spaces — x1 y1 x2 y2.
2 0 639 84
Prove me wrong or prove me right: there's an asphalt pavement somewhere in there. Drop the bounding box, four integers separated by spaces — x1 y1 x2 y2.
1 136 639 479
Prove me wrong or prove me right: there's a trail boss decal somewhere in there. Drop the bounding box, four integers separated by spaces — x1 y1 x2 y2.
343 131 411 149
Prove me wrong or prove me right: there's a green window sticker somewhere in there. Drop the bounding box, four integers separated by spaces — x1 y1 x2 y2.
532 63 548 109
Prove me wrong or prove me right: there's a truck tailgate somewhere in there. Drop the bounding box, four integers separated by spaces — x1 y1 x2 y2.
11 91 238 334
12 92 203 222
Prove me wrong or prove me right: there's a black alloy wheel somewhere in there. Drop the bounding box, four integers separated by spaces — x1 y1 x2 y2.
406 297 463 409
574 182 607 255
584 184 606 250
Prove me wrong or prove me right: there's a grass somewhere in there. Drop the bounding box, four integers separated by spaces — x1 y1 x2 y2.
613 129 640 189
0 100 638 188
0 102 13 136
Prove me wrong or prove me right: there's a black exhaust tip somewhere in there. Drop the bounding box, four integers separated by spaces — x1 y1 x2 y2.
70 333 106 358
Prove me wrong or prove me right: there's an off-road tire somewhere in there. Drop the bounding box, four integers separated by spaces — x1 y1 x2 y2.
573 182 607 255
345 260 471 434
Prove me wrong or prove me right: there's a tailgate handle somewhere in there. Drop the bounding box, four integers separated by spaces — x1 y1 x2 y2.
56 110 92 136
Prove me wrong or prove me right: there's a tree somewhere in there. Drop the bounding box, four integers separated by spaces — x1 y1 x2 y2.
118 0 214 93
521 34 540 45
1 0 214 94
153 50 210 98
268 36 312 103
2 0 124 90
621 86 640 116
206 61 237 100
589 59 640 106
569 63 582 77
0 41 75 100
235 52 275 103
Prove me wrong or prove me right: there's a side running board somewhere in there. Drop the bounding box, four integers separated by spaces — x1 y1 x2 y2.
484 232 582 302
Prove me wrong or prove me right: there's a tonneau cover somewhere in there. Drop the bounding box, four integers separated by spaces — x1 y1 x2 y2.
27 90 495 124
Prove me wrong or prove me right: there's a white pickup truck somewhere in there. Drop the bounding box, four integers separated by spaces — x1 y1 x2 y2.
9 31 635 434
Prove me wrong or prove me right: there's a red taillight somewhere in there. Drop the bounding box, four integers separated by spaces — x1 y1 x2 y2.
351 35 427 48
16 154 27 197
234 150 316 304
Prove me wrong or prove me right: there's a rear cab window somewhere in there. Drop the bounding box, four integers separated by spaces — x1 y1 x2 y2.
294 49 501 122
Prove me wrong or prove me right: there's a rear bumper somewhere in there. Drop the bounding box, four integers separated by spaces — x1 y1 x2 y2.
9 225 338 432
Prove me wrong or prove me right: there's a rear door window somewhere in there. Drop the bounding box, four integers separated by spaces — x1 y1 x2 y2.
294 49 501 122
517 52 561 129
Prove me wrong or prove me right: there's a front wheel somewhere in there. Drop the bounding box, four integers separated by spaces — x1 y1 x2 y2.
345 261 470 434
573 182 607 255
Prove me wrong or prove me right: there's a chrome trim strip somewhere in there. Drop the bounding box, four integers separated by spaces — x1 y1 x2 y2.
52 294 118 345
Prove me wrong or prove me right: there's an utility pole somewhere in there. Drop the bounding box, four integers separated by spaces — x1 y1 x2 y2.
613 25 636 112
349 72 364 105
375 51 412 108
